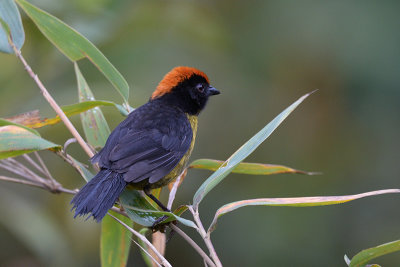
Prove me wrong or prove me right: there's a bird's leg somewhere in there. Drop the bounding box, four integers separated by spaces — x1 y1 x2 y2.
144 186 170 212
144 186 172 229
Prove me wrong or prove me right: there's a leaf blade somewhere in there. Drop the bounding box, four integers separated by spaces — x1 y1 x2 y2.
348 240 400 267
101 210 133 267
0 0 25 53
15 0 129 102
208 189 400 233
190 159 314 175
119 189 196 228
193 92 313 207
0 125 60 159
75 63 110 148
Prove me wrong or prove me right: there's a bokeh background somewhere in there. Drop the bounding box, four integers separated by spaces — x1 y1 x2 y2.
1 0 400 266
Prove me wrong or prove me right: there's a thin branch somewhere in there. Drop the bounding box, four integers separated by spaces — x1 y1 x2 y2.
10 41 94 158
170 224 216 267
189 206 223 267
0 175 47 189
167 170 185 210
22 154 46 175
108 213 172 267
34 152 59 187
129 236 162 267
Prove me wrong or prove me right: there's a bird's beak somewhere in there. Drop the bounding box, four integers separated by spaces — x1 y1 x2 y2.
207 86 220 96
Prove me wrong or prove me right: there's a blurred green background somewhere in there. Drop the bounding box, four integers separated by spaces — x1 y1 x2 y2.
1 0 400 266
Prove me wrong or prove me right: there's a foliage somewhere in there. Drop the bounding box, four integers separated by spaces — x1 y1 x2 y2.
0 1 399 266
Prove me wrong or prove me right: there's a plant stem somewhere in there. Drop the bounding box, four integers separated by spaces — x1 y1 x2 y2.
108 213 172 267
189 206 222 267
170 224 216 267
10 41 94 158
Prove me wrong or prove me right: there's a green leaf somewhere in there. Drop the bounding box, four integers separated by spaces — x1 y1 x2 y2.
15 0 129 102
0 125 61 159
67 156 94 182
0 0 25 53
119 188 196 228
0 118 39 136
75 63 110 148
24 100 119 128
101 210 133 267
193 92 314 207
190 159 315 175
347 240 400 267
208 189 400 233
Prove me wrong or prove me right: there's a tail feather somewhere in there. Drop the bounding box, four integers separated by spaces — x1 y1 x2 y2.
71 169 126 222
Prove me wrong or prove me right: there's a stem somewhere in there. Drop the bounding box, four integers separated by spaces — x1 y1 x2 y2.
10 41 94 158
0 175 46 189
170 224 216 267
189 206 223 267
108 213 172 267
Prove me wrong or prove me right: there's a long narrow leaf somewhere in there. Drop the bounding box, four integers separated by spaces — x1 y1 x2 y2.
193 92 314 207
190 159 315 175
0 125 60 159
15 0 129 102
101 210 133 267
120 189 196 228
208 189 400 233
0 0 24 53
346 240 400 267
75 63 110 148
21 101 120 128
0 118 39 136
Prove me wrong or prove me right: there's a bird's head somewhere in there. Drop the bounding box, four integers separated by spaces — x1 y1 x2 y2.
150 66 220 115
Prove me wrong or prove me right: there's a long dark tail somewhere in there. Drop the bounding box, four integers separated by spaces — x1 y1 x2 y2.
71 169 126 222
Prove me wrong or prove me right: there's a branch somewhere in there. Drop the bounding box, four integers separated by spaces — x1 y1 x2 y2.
108 213 172 267
189 206 223 267
170 224 216 267
10 40 94 158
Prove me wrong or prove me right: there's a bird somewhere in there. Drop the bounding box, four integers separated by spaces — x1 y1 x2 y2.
71 66 220 222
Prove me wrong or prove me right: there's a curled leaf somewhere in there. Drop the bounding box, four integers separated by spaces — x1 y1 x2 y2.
208 189 400 233
190 159 315 175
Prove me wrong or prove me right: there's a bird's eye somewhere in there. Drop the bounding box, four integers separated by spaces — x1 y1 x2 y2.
196 84 205 93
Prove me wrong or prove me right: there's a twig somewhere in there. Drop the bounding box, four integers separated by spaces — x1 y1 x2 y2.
189 206 223 267
170 224 216 267
167 170 185 210
129 236 163 267
22 154 46 175
10 41 94 158
34 152 59 187
108 213 172 267
0 175 47 189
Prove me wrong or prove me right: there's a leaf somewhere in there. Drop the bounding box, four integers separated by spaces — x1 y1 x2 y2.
189 159 315 175
15 0 129 102
0 0 25 53
0 125 61 159
347 240 400 267
23 100 120 128
5 110 42 128
68 156 94 182
101 210 133 267
193 92 314 207
119 188 196 228
208 189 400 233
0 118 39 136
75 63 110 148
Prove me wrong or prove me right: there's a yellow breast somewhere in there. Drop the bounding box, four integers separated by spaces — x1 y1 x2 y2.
148 114 198 189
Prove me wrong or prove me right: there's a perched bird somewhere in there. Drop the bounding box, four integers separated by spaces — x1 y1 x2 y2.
71 66 220 222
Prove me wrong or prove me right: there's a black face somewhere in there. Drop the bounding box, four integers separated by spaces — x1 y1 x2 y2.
156 74 220 115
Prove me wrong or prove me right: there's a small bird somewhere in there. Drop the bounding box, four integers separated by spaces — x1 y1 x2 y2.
71 66 220 222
